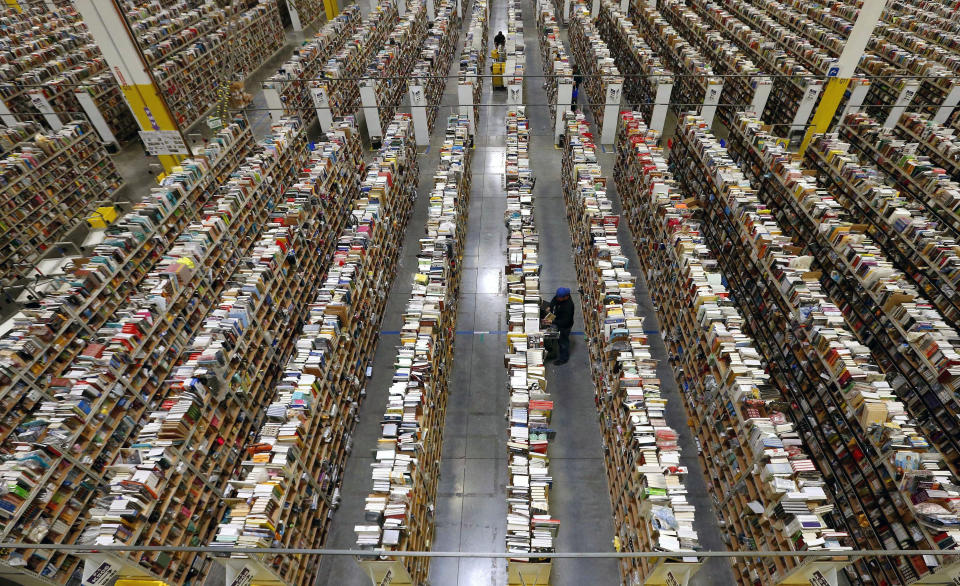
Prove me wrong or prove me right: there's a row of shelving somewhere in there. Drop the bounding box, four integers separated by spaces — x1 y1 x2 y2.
567 2 622 136
262 6 364 126
671 111 960 586
356 114 470 585
594 0 671 130
655 0 762 131
536 0 573 128
363 0 429 138
0 118 256 583
501 0 526 104
0 121 123 282
503 107 558 571
458 0 488 133
410 0 462 134
208 116 406 586
149 0 285 129
628 0 720 128
75 118 316 585
319 2 400 120
0 6 137 142
614 111 849 586
566 110 702 585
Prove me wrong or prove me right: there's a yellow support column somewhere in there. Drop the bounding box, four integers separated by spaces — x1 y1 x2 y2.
323 0 340 20
3 0 21 11
74 0 186 173
798 0 887 155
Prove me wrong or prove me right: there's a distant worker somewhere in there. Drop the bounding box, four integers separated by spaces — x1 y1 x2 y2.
494 30 506 51
549 287 575 365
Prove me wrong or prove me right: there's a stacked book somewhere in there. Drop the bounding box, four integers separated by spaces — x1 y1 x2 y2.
317 3 400 119
262 6 363 125
410 0 462 133
70 118 312 584
674 112 960 585
356 115 470 585
458 0 489 130
564 110 702 583
503 107 559 560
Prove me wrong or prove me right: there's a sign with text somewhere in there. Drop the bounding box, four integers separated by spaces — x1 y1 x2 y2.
139 130 189 156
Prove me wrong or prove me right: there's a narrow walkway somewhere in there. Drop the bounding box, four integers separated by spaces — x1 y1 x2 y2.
521 7 621 586
311 5 477 584
429 0 511 580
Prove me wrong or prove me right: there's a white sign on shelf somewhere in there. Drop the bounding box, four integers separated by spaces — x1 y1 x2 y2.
28 91 62 130
139 130 190 156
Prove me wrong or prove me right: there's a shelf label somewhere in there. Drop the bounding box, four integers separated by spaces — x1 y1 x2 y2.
311 85 334 132
139 130 190 156
28 90 62 130
229 567 252 586
75 89 117 145
81 560 119 586
884 80 920 129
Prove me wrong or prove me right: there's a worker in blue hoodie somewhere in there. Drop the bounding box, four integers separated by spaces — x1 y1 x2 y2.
549 287 575 365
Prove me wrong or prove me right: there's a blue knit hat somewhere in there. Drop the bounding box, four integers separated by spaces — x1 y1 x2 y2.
556 287 570 297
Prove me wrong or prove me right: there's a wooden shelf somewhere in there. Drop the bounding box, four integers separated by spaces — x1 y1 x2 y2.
0 121 123 281
564 110 702 584
355 114 469 585
502 107 557 563
263 6 364 125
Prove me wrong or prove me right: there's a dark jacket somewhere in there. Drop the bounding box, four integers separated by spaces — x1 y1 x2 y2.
494 32 506 47
549 295 575 329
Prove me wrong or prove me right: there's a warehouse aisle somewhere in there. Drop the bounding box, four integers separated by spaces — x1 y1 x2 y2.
519 7 622 586
429 1 621 584
311 5 475 584
428 0 511 580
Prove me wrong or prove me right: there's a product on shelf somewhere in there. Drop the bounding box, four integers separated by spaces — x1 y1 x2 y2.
355 114 469 585
566 110 702 584
317 2 400 120
0 121 123 282
671 112 960 585
502 107 559 568
66 118 313 585
262 6 363 125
